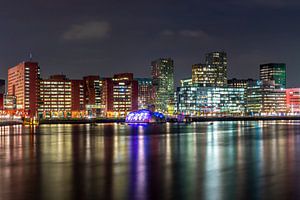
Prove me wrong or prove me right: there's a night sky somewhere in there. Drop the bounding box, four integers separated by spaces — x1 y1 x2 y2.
1 0 300 87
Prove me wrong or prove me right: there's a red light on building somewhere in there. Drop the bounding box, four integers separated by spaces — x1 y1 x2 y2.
286 88 300 115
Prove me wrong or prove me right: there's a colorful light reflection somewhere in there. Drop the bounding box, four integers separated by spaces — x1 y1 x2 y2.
125 109 165 123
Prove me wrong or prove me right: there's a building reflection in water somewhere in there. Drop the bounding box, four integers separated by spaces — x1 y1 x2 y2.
1 121 300 199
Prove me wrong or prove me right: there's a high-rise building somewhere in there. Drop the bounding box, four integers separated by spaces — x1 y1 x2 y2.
246 80 286 116
192 64 223 87
135 78 154 109
151 58 174 113
192 51 227 87
102 73 138 117
260 63 286 89
0 79 5 94
8 61 40 116
206 51 227 86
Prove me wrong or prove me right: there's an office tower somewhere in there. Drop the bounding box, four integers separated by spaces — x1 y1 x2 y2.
39 75 86 118
227 78 257 88
151 58 174 113
246 80 286 116
175 86 245 116
192 51 227 87
102 73 138 117
83 76 102 117
260 63 286 89
192 64 222 87
135 78 154 109
39 75 72 118
205 51 227 86
8 61 40 116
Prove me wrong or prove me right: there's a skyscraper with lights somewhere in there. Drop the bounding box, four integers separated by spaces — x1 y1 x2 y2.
260 63 286 89
151 58 174 113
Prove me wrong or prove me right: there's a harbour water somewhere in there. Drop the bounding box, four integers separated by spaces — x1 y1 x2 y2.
1 121 300 199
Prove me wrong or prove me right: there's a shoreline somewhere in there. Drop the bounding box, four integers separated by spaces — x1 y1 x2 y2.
187 116 300 122
1 116 300 126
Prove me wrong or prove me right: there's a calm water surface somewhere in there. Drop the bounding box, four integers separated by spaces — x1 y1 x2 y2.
1 121 300 200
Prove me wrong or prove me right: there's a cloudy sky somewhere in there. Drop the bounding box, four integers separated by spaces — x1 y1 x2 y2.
1 0 300 86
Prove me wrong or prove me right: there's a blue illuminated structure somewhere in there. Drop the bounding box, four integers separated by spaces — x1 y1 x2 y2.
125 109 166 123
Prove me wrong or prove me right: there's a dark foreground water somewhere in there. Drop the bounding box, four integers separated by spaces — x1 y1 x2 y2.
1 121 300 200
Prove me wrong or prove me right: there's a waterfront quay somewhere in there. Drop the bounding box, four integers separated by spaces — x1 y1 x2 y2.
2 116 300 126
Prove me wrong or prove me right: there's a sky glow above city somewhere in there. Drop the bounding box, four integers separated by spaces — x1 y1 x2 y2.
1 0 300 86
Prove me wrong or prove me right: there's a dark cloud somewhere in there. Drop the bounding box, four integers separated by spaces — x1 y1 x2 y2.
63 21 111 40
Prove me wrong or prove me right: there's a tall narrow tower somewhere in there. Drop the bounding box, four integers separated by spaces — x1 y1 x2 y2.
205 51 227 86
8 61 40 116
151 58 174 113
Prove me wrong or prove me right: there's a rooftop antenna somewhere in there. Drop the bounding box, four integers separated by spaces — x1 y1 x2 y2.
29 52 33 61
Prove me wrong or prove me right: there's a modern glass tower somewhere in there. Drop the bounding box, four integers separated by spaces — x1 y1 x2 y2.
151 58 174 113
192 51 227 87
205 51 227 86
260 63 286 89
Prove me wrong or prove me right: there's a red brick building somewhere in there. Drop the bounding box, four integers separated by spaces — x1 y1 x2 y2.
71 79 85 117
8 61 40 117
102 73 138 117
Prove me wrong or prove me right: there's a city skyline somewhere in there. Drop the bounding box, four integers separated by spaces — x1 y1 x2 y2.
0 54 292 88
1 0 300 87
2 54 291 118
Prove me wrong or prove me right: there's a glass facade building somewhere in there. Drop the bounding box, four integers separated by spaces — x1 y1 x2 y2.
260 63 286 89
135 78 154 109
246 81 286 116
175 86 245 116
192 52 227 87
151 58 174 113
